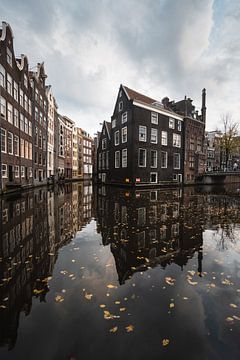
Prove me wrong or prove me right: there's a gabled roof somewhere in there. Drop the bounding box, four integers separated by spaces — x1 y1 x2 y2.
123 85 157 105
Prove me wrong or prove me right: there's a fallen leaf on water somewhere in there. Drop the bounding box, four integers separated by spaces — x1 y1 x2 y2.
169 303 175 309
115 301 120 304
33 289 45 295
183 297 188 300
107 284 117 289
222 279 233 286
104 310 120 320
109 326 118 333
99 304 106 308
230 303 237 308
48 253 54 256
42 276 52 283
187 279 198 286
125 325 134 332
165 277 175 286
55 295 64 303
120 307 126 312
226 317 234 322
85 293 93 300
233 315 240 320
162 339 170 346
0 305 7 309
188 271 195 276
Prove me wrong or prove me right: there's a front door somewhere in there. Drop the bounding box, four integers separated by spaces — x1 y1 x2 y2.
9 165 13 182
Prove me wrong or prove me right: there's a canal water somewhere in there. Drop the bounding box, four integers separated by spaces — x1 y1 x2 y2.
0 183 240 360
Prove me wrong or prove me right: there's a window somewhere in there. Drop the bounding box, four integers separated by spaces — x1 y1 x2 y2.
21 138 24 158
118 101 123 112
102 138 106 149
122 149 127 167
161 151 167 168
7 74 12 96
13 81 18 101
8 132 13 154
20 90 23 107
122 112 127 123
28 121 32 136
177 120 182 131
138 148 146 167
137 208 146 226
161 131 167 146
114 130 120 145
14 135 19 156
122 126 127 143
24 95 28 111
151 112 158 124
197 139 202 152
21 166 25 178
150 172 158 183
115 151 120 168
0 64 5 88
190 139 195 150
20 113 24 131
160 225 167 240
173 153 180 169
0 96 6 118
169 118 175 129
139 126 147 142
173 133 181 147
189 156 195 168
7 47 12 66
24 117 28 134
14 108 19 127
25 140 29 159
173 174 178 181
7 103 13 124
106 151 109 169
2 164 7 178
15 165 19 178
24 74 28 88
112 119 116 128
150 150 157 168
1 129 6 153
29 167 33 177
151 128 158 143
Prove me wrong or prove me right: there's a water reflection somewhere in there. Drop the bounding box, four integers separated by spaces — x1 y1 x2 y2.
0 183 92 350
0 183 240 357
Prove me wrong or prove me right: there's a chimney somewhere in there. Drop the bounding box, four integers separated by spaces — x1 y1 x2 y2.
201 88 206 123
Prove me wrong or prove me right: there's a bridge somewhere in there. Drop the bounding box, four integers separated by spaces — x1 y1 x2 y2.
197 171 240 185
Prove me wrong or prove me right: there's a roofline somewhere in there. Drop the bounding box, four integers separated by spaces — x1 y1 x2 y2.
132 100 183 121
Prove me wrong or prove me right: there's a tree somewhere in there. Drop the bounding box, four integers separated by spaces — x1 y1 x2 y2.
219 113 240 169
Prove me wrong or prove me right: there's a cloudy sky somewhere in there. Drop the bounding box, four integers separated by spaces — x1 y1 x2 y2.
0 0 239 135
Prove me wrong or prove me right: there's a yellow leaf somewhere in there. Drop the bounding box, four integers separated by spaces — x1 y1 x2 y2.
120 307 126 312
169 303 175 309
230 303 237 308
183 297 188 300
33 289 45 295
107 284 117 289
125 325 134 332
55 295 64 303
115 301 120 304
226 317 234 322
165 277 175 286
233 315 240 320
162 339 170 346
85 293 93 300
99 304 106 308
187 279 198 286
109 326 118 333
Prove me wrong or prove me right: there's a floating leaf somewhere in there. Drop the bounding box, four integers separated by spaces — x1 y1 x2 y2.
120 307 126 312
162 339 170 346
125 325 134 332
115 301 120 305
233 315 240 320
85 293 93 300
109 326 118 333
107 284 117 289
169 303 175 309
55 295 64 303
230 303 237 308
226 317 234 322
99 304 106 308
187 279 198 286
33 289 45 295
165 277 175 286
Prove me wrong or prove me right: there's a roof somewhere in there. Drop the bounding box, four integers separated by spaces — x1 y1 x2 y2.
123 85 157 105
105 121 111 133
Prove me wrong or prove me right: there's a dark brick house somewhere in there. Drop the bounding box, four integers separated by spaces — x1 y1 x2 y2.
0 22 33 192
97 121 111 183
97 85 184 186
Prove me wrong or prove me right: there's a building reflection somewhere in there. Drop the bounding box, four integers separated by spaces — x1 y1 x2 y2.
0 183 92 350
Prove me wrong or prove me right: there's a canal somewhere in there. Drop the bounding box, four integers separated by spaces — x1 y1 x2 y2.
0 183 240 359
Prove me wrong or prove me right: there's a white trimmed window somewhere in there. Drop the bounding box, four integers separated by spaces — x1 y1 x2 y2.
161 151 167 168
151 112 158 124
28 121 32 136
122 126 127 143
139 126 147 142
7 73 12 96
138 148 146 167
29 167 33 177
173 153 180 169
14 135 19 156
20 113 24 131
8 132 13 154
150 150 157 168
122 149 127 167
7 47 12 66
25 140 29 159
2 164 7 178
151 128 158 144
13 81 18 101
119 101 123 112
114 130 120 145
161 131 167 146
173 133 181 147
0 96 6 118
112 119 116 128
169 118 175 129
14 108 19 127
7 103 13 124
1 129 7 153
177 120 182 131
24 74 28 89
122 112 127 123
21 166 25 178
150 172 158 183
115 151 120 168
15 165 19 178
0 64 5 88
20 90 23 107
21 138 24 158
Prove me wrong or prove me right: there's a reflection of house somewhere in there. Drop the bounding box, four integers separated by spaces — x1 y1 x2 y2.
95 186 203 284
0 183 93 350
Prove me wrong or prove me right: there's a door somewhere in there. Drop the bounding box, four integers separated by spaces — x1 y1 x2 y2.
9 165 13 182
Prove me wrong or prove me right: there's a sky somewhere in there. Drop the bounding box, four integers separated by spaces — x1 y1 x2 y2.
0 0 239 135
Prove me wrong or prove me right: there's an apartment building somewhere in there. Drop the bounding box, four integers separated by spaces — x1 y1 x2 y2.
81 129 93 180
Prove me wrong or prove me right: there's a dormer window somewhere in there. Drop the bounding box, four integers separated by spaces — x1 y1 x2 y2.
119 101 123 112
122 112 127 123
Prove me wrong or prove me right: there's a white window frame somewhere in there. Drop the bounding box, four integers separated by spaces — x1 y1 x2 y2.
0 96 6 118
115 151 120 168
169 117 175 129
139 125 147 142
161 151 168 168
7 103 13 124
161 131 168 146
150 128 158 144
173 153 180 169
122 126 127 143
112 119 116 128
150 172 158 183
151 112 158 124
102 138 106 150
0 64 5 88
173 133 181 148
8 131 13 155
119 101 123 112
1 128 7 153
114 130 120 146
122 148 127 168
15 165 19 178
150 150 157 168
122 111 127 123
138 148 146 167
177 120 182 131
2 164 7 178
